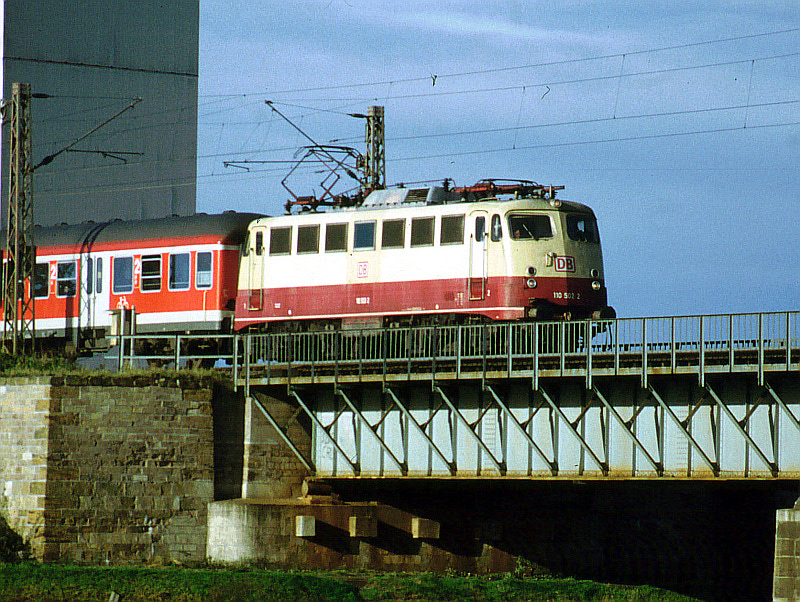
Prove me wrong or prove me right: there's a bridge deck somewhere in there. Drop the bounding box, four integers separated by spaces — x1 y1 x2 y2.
230 312 800 480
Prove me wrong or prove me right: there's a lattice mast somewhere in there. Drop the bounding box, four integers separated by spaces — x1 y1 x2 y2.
364 106 385 191
3 82 35 354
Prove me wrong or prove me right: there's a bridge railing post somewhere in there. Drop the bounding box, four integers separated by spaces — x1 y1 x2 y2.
699 316 705 387
758 313 765 386
641 318 648 389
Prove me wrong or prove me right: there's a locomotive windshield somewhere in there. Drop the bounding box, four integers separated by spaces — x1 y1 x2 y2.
508 214 553 240
566 214 600 243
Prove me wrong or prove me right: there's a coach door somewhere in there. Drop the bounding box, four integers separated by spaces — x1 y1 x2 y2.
469 211 488 300
80 254 107 337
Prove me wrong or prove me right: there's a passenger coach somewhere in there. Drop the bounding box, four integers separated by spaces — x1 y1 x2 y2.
3 212 261 352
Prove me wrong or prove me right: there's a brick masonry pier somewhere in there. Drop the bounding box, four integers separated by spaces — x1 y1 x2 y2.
0 375 244 563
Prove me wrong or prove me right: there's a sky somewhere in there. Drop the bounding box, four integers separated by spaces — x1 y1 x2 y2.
196 1 800 319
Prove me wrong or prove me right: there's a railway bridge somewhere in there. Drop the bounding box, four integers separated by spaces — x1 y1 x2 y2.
236 311 800 481
202 310 800 601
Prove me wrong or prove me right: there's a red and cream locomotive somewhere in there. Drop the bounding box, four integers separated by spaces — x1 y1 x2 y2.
234 180 614 332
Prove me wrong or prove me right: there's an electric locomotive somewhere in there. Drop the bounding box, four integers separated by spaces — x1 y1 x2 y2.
234 179 614 332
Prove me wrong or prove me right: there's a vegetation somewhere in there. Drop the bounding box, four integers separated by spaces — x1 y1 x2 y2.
0 517 28 563
0 351 80 376
0 563 703 602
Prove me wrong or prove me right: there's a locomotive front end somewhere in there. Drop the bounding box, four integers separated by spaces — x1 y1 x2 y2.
505 199 614 322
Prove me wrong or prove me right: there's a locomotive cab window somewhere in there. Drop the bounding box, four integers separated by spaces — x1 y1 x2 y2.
169 253 190 291
354 221 376 251
381 219 405 249
33 262 49 299
325 223 347 252
141 255 161 292
254 231 264 255
475 216 486 242
196 251 213 289
56 261 77 298
113 257 133 294
508 214 553 240
490 214 503 242
410 217 434 247
440 215 465 245
566 214 600 243
269 227 291 255
297 225 320 254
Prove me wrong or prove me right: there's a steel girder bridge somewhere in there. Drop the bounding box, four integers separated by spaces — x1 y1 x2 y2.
236 311 800 480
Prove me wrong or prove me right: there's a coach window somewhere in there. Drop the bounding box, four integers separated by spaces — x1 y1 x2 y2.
95 257 103 294
56 261 77 297
269 227 291 255
440 215 465 245
141 255 161 292
85 258 94 295
325 223 347 252
196 251 213 289
410 216 435 247
297 224 320 254
33 263 49 299
508 214 553 240
354 220 376 251
112 257 133 294
381 219 405 249
169 253 191 291
490 214 503 242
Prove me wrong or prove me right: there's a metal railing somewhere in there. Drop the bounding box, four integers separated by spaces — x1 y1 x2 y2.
111 333 237 370
240 311 800 388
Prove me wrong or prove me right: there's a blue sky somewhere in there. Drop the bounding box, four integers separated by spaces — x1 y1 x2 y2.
196 1 799 318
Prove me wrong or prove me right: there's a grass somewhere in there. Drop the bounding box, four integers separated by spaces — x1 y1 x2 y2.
0 563 704 602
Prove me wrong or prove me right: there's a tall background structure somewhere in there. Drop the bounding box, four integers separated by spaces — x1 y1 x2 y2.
1 0 198 227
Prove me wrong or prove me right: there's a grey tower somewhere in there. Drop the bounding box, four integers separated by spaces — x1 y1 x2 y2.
2 0 198 227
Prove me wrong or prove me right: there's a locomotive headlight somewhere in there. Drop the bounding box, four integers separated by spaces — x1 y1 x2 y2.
527 266 536 276
591 280 602 291
590 269 599 278
526 278 538 289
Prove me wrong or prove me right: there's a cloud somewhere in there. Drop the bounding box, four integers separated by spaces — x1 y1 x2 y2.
386 10 603 47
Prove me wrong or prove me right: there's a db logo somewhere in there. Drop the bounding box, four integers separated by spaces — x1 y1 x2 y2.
357 262 368 278
554 256 576 273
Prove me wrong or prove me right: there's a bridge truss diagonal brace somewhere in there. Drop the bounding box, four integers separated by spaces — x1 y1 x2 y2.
484 385 558 475
336 388 407 475
433 385 506 475
764 381 800 434
536 386 608 476
290 389 360 476
383 387 455 475
646 384 718 477
249 394 315 474
591 386 663 476
704 383 778 477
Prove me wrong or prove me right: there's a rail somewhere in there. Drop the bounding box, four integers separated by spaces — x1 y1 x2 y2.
239 311 800 390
